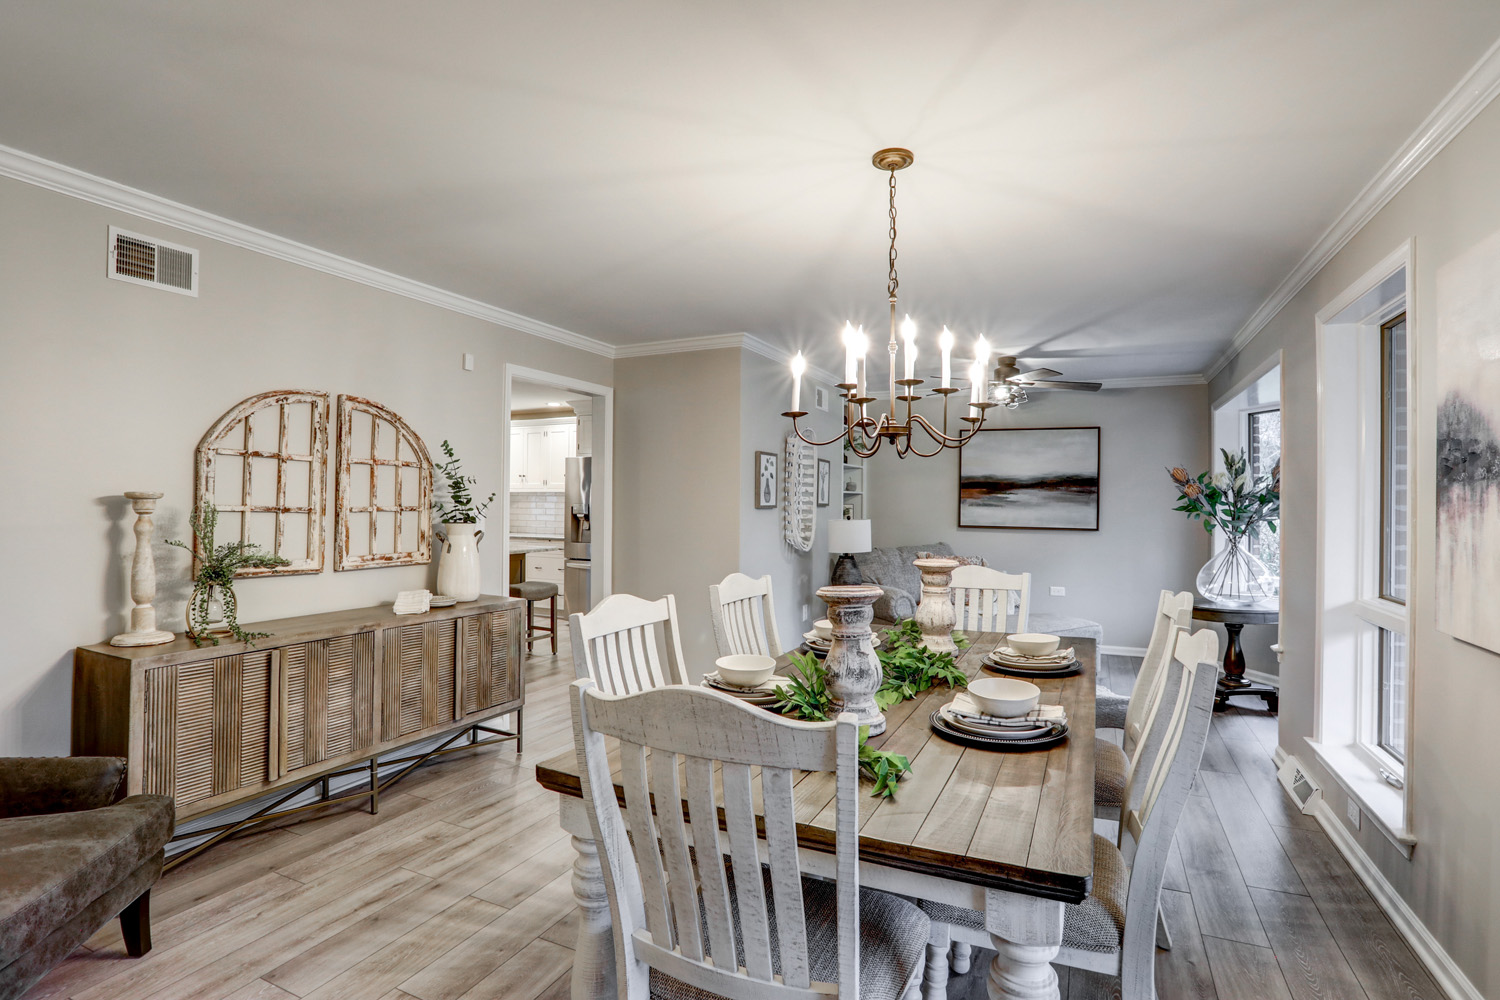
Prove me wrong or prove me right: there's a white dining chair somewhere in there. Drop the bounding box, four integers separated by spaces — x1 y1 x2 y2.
917 626 1221 1000
709 572 783 658
1095 590 1195 823
569 593 688 694
949 565 1030 633
569 679 930 1000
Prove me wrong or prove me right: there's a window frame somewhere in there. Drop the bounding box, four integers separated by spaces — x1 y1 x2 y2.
1241 403 1282 576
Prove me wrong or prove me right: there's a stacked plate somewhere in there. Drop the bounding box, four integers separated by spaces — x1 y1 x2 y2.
981 644 1080 678
929 693 1070 751
701 672 789 708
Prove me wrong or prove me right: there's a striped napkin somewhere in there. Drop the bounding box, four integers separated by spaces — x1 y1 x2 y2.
949 692 1067 729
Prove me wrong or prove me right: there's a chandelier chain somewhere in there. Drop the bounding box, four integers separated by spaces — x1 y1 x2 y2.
887 168 899 302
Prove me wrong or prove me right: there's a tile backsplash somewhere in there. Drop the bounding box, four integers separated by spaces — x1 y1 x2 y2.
510 491 565 537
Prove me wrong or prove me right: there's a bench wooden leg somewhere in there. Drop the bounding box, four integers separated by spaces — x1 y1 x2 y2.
549 594 559 653
526 599 535 653
120 888 152 957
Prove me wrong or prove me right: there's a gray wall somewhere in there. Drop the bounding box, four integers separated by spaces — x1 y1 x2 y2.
1211 90 1500 996
0 175 613 756
864 385 1211 649
738 350 836 649
612 350 741 677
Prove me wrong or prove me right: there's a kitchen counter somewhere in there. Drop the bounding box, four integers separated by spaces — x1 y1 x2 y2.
510 537 564 554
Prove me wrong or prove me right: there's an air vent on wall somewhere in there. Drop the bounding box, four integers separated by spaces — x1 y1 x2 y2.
107 226 198 296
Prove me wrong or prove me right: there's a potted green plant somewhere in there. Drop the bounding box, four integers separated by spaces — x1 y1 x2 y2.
1168 448 1280 605
433 440 496 602
167 502 289 645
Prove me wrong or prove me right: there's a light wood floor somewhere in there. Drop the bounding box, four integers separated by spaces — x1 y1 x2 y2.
26 644 1444 1000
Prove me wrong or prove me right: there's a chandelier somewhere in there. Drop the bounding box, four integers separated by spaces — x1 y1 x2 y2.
783 148 997 459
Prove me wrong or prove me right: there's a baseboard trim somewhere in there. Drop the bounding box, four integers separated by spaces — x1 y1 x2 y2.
1310 800 1482 1000
1244 668 1280 688
1099 645 1146 658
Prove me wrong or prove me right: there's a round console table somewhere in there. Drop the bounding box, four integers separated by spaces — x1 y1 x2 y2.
1192 602 1279 712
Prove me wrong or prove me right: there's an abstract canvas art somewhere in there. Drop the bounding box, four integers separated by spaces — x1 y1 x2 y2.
958 427 1100 530
1436 232 1500 653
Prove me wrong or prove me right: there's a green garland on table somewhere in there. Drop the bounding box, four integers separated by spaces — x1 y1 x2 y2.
770 618 970 798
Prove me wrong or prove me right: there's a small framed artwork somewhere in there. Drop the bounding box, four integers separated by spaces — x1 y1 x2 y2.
958 426 1101 530
755 450 778 509
842 503 856 520
816 459 832 506
814 384 829 411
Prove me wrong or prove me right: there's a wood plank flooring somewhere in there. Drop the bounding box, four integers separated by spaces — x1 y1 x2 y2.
27 648 1441 1000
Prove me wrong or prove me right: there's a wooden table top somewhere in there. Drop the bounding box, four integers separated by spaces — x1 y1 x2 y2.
1191 603 1279 626
535 632 1097 903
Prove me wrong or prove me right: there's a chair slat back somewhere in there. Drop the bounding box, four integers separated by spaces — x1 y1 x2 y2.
1112 626 1219 1000
570 680 860 1000
951 565 1031 633
569 593 687 693
1123 590 1195 755
709 572 783 658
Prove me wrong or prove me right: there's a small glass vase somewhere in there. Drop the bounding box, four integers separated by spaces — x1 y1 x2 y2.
1196 538 1276 607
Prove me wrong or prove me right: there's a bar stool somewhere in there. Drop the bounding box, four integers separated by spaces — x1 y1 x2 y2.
508 581 559 654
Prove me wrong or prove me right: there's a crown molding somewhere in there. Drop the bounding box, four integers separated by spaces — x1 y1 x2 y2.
1204 36 1500 381
615 332 841 385
1097 374 1207 389
0 143 616 358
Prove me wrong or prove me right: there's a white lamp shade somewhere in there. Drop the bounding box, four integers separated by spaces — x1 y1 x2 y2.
826 518 872 555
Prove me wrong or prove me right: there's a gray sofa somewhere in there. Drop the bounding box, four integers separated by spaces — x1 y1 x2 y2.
0 757 174 1000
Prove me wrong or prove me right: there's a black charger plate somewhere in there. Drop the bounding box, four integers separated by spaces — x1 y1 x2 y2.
929 709 1070 751
979 654 1082 679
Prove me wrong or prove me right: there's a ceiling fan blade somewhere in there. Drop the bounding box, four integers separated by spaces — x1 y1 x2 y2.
1027 379 1103 392
1012 367 1062 381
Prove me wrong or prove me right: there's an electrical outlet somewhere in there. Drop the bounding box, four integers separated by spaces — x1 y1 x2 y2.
462 353 475 371
1050 586 1065 597
1346 796 1361 829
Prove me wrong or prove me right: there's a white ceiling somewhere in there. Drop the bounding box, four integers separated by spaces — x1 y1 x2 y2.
4 2 1500 379
511 379 575 411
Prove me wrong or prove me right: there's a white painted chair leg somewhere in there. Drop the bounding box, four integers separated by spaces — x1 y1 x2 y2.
924 921 952 1000
1156 903 1173 950
951 941 973 974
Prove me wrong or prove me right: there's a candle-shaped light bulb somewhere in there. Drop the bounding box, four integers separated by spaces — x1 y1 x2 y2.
790 351 807 412
855 325 868 398
842 322 859 387
969 359 983 407
900 314 918 381
939 327 954 389
975 336 992 397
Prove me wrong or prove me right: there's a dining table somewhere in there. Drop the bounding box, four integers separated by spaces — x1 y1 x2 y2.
534 632 1098 1000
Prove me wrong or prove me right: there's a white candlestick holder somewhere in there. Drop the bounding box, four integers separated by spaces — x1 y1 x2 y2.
110 491 176 647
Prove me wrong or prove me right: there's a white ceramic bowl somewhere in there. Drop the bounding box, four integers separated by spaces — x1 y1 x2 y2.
812 619 834 640
715 654 776 688
1006 633 1061 657
967 677 1041 718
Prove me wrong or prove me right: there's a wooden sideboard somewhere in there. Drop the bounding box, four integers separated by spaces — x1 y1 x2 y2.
73 596 525 824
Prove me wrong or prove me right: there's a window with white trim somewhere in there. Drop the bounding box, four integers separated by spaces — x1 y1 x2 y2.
1315 254 1414 847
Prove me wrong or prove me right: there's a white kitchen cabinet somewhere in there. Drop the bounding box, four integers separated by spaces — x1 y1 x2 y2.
524 549 567 609
510 420 576 491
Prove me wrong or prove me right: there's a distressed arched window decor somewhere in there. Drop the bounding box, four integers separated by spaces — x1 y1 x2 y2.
334 395 433 571
194 389 330 575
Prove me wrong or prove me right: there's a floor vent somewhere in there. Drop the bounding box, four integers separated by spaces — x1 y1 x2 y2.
1277 754 1323 815
108 226 198 296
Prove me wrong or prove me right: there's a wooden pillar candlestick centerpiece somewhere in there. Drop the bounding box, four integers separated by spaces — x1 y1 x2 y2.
110 491 176 647
913 556 961 652
816 583 886 735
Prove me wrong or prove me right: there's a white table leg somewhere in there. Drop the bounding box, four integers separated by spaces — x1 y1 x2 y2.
985 889 1065 1000
560 796 615 1000
951 941 973 974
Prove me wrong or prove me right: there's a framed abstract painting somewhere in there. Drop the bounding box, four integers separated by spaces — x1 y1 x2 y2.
957 426 1100 530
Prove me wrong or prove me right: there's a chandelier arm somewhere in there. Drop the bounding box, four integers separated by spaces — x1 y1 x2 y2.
782 415 860 450
908 411 983 446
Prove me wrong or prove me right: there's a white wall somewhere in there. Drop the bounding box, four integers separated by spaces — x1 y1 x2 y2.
1210 89 1500 997
864 385 1211 649
0 175 612 756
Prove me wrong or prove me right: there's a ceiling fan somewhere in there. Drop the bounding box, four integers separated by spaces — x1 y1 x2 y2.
988 355 1102 408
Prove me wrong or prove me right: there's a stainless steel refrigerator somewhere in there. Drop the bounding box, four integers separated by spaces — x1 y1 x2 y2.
564 456 592 612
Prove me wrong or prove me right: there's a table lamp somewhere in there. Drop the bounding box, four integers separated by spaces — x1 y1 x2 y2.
826 518 872 585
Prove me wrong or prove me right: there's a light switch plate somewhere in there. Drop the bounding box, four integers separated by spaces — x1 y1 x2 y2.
463 353 475 371
1346 797 1361 829
1050 586 1066 597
